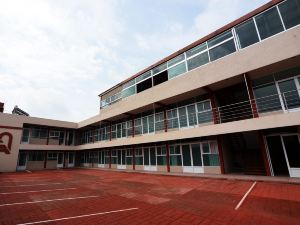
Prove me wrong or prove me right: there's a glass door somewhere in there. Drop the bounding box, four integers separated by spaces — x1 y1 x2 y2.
17 152 27 171
98 151 105 168
277 77 300 110
68 152 75 168
182 144 204 173
117 150 126 169
281 134 300 177
57 152 64 168
143 147 157 171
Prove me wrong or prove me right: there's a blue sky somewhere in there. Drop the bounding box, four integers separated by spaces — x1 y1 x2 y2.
0 0 269 122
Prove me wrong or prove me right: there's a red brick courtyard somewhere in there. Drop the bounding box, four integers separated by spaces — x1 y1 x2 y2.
0 169 299 225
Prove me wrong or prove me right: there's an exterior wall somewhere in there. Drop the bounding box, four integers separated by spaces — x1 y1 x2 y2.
26 161 44 171
46 160 58 169
170 166 183 173
135 165 143 171
78 26 300 127
203 166 221 174
29 138 47 145
0 127 22 172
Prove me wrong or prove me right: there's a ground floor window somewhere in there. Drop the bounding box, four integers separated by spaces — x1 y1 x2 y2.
170 145 182 166
135 148 143 165
156 146 167 165
28 151 45 161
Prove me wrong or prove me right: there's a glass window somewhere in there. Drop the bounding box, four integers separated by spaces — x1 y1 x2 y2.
135 148 143 165
126 149 133 165
156 146 166 165
122 86 136 98
122 122 127 138
253 83 282 112
111 125 116 139
134 118 142 135
278 79 300 109
197 101 213 124
117 124 122 138
123 79 135 89
168 62 187 79
255 7 284 40
187 52 209 71
207 30 233 48
187 104 197 126
167 109 179 129
170 145 182 166
167 54 185 67
209 39 236 61
278 0 300 29
152 63 167 75
142 117 149 134
235 19 260 48
182 145 191 166
126 121 133 137
155 112 164 131
136 71 152 83
202 142 220 166
148 115 155 133
178 107 188 128
186 43 207 58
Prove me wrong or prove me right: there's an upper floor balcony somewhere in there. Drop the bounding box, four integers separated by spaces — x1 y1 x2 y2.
98 0 300 114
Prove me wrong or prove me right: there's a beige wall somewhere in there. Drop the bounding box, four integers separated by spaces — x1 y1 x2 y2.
0 127 22 172
46 160 58 169
26 161 44 171
78 26 300 128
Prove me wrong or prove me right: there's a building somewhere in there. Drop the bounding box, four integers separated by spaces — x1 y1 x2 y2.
1 0 300 177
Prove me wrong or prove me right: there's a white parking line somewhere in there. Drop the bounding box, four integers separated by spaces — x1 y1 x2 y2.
0 195 99 207
235 181 257 210
0 187 76 195
17 208 139 225
0 182 62 188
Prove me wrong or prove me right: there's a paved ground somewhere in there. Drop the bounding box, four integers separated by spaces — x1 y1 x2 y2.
0 169 299 225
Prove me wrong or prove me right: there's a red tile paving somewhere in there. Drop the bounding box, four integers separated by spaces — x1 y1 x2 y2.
0 169 300 225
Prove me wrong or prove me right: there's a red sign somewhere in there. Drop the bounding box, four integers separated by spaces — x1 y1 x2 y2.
0 132 13 154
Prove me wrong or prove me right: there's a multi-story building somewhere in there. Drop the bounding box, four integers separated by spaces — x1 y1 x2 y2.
1 0 300 177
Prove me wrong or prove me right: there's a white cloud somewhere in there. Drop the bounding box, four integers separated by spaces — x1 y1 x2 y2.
0 0 269 122
0 0 125 121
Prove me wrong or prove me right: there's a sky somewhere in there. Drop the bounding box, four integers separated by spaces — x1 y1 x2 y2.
0 0 269 122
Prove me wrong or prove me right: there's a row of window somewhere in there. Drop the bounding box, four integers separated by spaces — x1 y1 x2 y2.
100 0 300 109
81 99 213 144
21 128 75 145
80 141 220 167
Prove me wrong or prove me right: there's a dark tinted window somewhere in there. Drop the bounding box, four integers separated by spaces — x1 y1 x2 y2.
255 7 284 40
235 19 260 48
278 0 300 29
209 39 236 61
187 52 209 70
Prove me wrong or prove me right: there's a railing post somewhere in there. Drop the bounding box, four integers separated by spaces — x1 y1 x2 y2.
244 73 259 118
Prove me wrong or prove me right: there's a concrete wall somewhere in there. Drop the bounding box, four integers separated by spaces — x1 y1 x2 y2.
78 26 300 128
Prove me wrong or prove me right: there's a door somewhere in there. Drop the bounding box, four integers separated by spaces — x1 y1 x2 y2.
266 136 289 176
57 152 64 168
17 152 27 171
117 150 126 169
182 144 204 173
98 151 105 168
277 77 300 111
281 134 300 177
68 152 75 168
144 147 157 171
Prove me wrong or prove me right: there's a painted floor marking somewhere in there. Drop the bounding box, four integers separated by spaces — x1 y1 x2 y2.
17 208 139 225
0 195 99 207
0 187 76 195
235 181 257 210
0 182 62 188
